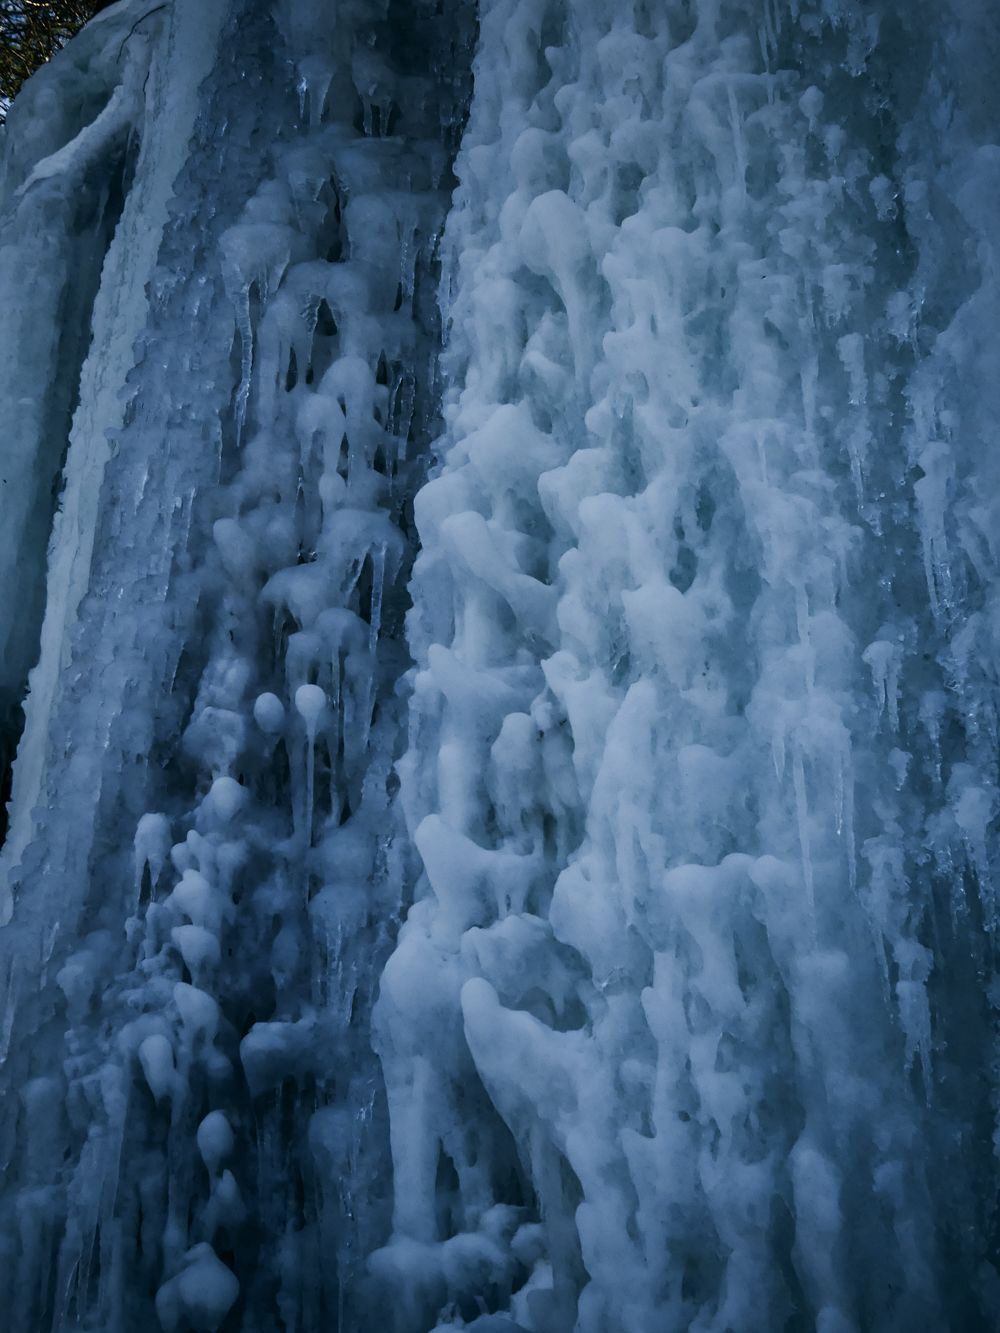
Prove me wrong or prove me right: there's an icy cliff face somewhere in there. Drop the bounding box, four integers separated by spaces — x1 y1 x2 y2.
0 1 998 1331
376 3 1000 1330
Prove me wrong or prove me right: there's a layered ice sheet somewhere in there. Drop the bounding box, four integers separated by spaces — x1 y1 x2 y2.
0 0 998 1331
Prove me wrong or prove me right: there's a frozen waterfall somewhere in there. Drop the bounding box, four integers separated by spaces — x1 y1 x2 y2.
0 0 998 1330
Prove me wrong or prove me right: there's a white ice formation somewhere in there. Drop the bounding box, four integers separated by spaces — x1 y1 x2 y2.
0 1 998 1331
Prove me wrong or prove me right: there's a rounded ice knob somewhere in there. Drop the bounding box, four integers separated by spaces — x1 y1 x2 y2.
138 1033 175 1103
253 691 285 734
294 683 326 735
155 1243 239 1332
206 776 246 824
197 1110 235 1172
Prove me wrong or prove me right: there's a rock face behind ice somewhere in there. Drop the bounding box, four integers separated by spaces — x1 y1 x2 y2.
0 1 999 1332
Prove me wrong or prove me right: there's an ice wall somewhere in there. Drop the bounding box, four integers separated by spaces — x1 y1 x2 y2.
0 0 473 1328
0 1 998 1332
375 1 1000 1331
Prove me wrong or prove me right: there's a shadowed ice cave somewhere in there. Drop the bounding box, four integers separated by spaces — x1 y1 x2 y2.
0 1 998 1330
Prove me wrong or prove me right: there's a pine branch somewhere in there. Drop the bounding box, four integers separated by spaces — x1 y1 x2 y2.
0 2 104 123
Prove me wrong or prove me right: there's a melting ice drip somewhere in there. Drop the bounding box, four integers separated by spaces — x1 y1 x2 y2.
1 1 999 1332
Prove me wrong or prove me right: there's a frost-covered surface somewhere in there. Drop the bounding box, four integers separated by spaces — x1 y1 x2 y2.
0 0 999 1331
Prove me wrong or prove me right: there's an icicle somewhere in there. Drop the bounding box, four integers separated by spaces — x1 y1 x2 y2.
920 690 946 788
863 639 901 731
840 737 857 892
298 56 334 131
727 83 748 198
399 217 420 309
295 684 326 849
895 939 933 1091
796 585 814 692
951 772 998 931
913 441 955 623
368 543 387 656
234 280 254 448
793 746 815 922
133 812 171 911
390 368 416 460
771 711 787 781
0 962 16 1065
